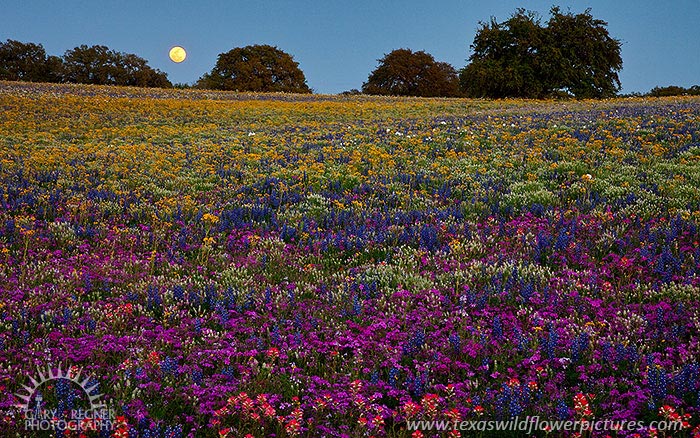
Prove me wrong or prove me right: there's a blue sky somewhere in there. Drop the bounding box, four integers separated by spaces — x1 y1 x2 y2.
2 0 698 94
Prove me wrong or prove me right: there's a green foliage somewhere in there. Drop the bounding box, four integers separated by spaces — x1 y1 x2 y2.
62 45 171 88
197 45 311 93
0 39 63 83
460 7 622 99
0 40 170 88
362 48 461 97
461 11 546 98
545 7 623 98
648 85 700 97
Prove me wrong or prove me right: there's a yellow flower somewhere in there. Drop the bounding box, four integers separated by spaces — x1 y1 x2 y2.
202 213 219 224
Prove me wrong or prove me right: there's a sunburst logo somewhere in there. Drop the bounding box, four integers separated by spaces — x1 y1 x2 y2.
15 364 114 432
15 364 105 411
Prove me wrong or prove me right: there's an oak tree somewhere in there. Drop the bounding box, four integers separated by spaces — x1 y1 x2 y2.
460 8 622 99
197 45 311 93
0 39 63 83
62 45 171 87
362 49 461 97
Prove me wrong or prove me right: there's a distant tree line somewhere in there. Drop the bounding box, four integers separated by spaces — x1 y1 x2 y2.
0 40 171 87
646 85 700 97
2 7 697 98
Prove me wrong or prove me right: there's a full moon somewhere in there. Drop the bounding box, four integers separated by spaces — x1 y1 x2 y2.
169 46 187 63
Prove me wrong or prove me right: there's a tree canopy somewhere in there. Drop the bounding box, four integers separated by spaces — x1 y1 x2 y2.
362 49 461 97
647 85 700 97
0 39 62 83
460 8 622 99
0 40 170 88
197 45 311 93
62 45 171 88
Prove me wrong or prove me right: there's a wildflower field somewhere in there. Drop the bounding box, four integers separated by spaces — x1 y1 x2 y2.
2 81 700 437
